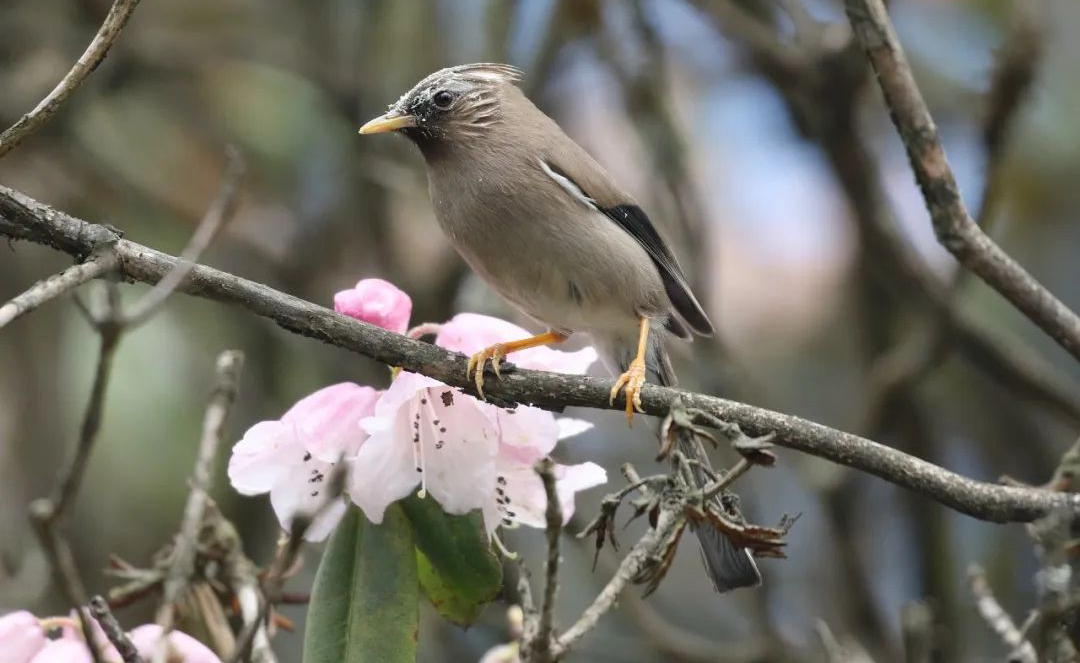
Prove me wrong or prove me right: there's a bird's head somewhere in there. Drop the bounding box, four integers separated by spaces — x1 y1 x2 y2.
359 63 523 147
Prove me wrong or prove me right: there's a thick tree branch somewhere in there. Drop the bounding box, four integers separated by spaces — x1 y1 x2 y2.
843 0 1080 360
0 0 143 158
2 185 1078 523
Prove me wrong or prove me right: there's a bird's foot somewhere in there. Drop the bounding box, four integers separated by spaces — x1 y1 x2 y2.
467 343 508 399
610 358 647 426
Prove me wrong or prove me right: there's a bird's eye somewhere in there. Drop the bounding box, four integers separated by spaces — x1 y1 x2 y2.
433 90 454 109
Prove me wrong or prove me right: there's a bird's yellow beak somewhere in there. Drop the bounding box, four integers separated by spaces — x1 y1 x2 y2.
358 110 416 135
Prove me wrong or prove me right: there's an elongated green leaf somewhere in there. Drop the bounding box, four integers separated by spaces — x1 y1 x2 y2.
416 549 484 626
401 495 502 624
303 506 418 663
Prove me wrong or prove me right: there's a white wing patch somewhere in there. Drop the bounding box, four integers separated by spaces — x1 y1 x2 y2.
538 159 597 211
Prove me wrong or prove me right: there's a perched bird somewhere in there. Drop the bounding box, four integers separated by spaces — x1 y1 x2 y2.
359 63 760 591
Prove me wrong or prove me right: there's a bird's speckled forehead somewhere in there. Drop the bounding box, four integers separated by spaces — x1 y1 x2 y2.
390 63 523 111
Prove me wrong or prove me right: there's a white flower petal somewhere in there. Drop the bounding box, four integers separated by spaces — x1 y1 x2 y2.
268 455 344 541
415 386 499 515
486 459 607 532
227 421 299 495
556 417 594 441
347 406 423 524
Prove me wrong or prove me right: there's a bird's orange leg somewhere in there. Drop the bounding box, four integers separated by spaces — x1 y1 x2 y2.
610 317 650 426
467 330 568 399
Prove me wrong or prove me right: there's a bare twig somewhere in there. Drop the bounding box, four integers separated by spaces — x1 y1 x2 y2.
0 0 143 158
0 252 119 329
554 502 682 656
524 458 563 662
702 458 752 500
968 564 1037 663
815 620 877 663
900 602 934 663
844 0 1080 360
976 0 1041 234
3 187 1080 523
156 351 244 656
89 595 144 663
225 464 347 663
120 149 245 328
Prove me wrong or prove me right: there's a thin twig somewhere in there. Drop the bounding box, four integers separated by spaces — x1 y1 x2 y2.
553 503 682 656
120 148 244 328
844 0 1080 360
968 564 1037 663
3 186 1080 523
702 458 752 500
900 601 934 663
156 351 244 651
524 458 563 662
225 464 347 663
89 596 144 663
0 0 143 158
28 500 104 663
0 252 118 329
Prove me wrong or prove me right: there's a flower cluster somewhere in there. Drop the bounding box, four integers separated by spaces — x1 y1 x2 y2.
0 611 220 663
227 279 607 543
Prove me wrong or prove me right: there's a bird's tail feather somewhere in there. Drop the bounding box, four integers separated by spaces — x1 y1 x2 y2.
600 330 761 593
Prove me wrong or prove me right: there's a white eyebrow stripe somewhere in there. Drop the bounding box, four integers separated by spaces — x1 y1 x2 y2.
538 159 597 210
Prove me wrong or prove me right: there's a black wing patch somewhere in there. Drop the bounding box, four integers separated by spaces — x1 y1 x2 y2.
599 204 714 336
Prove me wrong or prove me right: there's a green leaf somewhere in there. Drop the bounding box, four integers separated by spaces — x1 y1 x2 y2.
401 494 502 625
416 549 485 626
303 505 419 663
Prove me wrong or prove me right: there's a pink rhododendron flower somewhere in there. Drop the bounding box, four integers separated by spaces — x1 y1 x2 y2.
28 639 91 663
334 278 412 334
0 611 47 663
349 312 605 532
434 313 596 374
349 371 502 522
130 625 221 663
232 281 607 544
228 382 380 541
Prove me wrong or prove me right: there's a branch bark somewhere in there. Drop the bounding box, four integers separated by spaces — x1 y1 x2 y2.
844 0 1080 361
2 185 1078 523
0 253 119 329
0 0 143 158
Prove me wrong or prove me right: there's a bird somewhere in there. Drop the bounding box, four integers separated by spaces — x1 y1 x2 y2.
358 63 760 592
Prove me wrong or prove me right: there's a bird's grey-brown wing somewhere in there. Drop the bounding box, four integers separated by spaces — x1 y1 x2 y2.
538 148 714 336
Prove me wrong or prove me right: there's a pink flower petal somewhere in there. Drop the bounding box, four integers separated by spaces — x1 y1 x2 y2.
0 611 47 663
334 278 412 334
435 314 596 374
229 383 379 540
27 639 91 663
488 406 559 466
130 625 222 663
282 383 380 462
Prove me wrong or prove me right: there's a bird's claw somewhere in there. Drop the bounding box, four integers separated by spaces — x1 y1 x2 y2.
467 343 507 399
610 359 647 426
